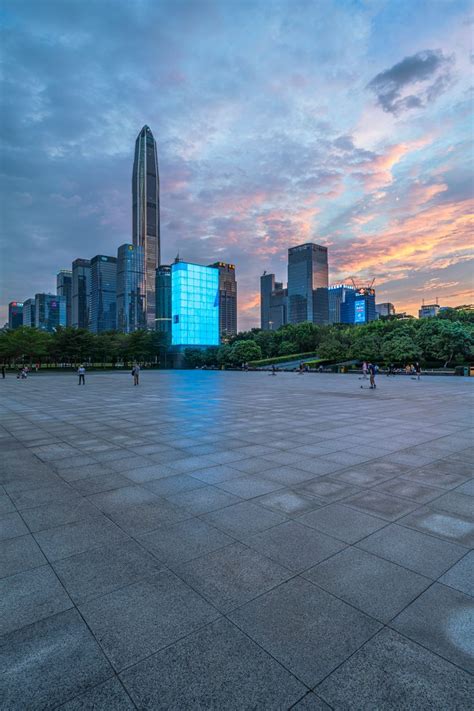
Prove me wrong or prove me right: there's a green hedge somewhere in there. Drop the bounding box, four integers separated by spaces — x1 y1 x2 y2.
248 352 320 367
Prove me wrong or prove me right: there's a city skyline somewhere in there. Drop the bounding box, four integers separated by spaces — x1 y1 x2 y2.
1 0 473 328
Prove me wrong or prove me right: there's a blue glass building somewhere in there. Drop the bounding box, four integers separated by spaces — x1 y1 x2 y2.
56 270 72 326
171 262 219 347
35 294 66 332
328 284 356 324
116 244 146 333
341 288 376 324
23 298 36 327
8 302 23 329
90 255 117 333
72 258 91 329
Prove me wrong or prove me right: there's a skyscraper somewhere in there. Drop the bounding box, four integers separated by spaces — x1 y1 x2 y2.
287 243 328 325
260 273 288 331
23 298 35 327
56 270 72 326
90 255 117 333
156 265 172 346
132 125 160 329
341 288 376 324
171 262 219 348
328 284 356 324
8 302 23 329
209 262 237 339
35 294 66 332
116 244 146 333
72 258 91 329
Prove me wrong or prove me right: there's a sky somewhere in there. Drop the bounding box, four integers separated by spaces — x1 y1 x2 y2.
1 0 473 329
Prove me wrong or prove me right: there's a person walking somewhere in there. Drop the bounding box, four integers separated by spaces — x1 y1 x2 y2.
368 362 376 389
362 361 368 379
77 364 86 385
132 364 140 386
414 362 421 381
1 365 5 379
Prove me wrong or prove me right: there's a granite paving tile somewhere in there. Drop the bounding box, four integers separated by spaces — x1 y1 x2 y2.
229 576 381 687
399 506 474 547
79 570 219 670
9 481 81 511
34 516 130 561
166 485 242 514
253 489 323 516
391 583 474 673
297 478 363 502
343 490 420 521
121 617 305 710
373 477 445 503
216 475 284 499
439 552 473 596
69 471 132 496
0 511 29 540
316 627 473 710
57 678 135 710
201 500 288 538
428 491 474 518
0 533 48 578
21 498 103 533
298 503 387 544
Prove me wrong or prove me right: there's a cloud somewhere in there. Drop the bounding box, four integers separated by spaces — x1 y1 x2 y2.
367 50 455 115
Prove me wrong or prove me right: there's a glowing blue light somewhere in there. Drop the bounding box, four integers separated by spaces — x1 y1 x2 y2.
355 300 366 323
171 263 219 346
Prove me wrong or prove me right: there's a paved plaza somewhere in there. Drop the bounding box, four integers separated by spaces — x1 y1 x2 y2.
0 370 473 709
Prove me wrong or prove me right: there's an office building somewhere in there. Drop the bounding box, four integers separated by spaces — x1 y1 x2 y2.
376 302 395 318
56 270 72 326
35 294 66 332
156 265 172 345
419 303 440 318
90 255 117 333
23 298 35 328
287 243 328 325
260 273 288 331
171 262 219 348
72 258 91 329
132 125 160 328
328 285 356 324
8 302 23 329
342 287 376 324
209 262 237 339
116 244 146 333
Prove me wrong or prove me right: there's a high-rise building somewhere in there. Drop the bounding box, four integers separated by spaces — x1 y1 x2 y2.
56 270 72 326
260 273 288 331
376 302 395 318
419 303 440 318
8 301 23 329
35 294 66 332
90 255 117 333
209 262 237 339
23 298 35 327
132 125 160 328
156 265 172 345
328 284 356 324
72 258 91 329
287 243 328 325
116 244 146 333
171 262 219 348
342 288 376 324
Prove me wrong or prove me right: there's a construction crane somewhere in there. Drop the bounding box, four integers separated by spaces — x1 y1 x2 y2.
348 276 376 291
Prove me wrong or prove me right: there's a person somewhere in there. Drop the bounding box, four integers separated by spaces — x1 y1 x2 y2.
1 365 5 379
298 361 304 374
368 361 376 389
414 362 421 380
318 365 323 373
271 364 277 376
77 364 86 385
362 361 368 379
132 363 140 386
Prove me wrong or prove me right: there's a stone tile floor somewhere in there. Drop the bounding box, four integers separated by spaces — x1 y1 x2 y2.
0 370 473 710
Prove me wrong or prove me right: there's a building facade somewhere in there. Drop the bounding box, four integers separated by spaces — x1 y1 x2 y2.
209 262 237 339
419 303 440 318
35 294 66 332
116 244 146 333
376 302 395 318
72 258 91 329
171 262 219 348
156 265 172 345
90 255 117 333
8 301 23 329
287 243 328 325
260 273 288 331
23 298 35 328
132 125 160 328
56 270 72 326
342 288 376 324
328 284 356 324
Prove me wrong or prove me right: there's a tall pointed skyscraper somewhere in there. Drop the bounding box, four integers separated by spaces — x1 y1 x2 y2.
132 125 160 328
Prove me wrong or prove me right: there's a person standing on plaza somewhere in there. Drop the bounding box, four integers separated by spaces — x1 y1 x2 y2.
362 361 368 379
414 362 421 380
1 365 5 379
368 362 376 389
78 364 86 385
132 363 140 386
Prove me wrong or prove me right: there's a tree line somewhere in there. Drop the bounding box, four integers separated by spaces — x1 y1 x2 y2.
185 307 474 369
0 327 167 366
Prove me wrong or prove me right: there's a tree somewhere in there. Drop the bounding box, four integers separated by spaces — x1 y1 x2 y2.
184 349 204 368
216 345 233 366
3 328 51 364
382 334 421 363
430 321 472 366
317 333 346 361
231 340 262 364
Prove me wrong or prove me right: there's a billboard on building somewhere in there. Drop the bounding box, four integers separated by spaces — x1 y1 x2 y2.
355 299 366 323
171 262 219 346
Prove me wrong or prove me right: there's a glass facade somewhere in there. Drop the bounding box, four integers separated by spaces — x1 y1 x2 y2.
260 273 288 330
23 298 35 328
56 270 72 326
156 265 172 344
132 125 160 328
90 255 117 333
35 294 66 332
288 243 328 325
209 262 237 339
328 284 356 324
72 258 91 329
8 302 23 329
341 288 376 324
116 244 146 333
171 262 219 347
